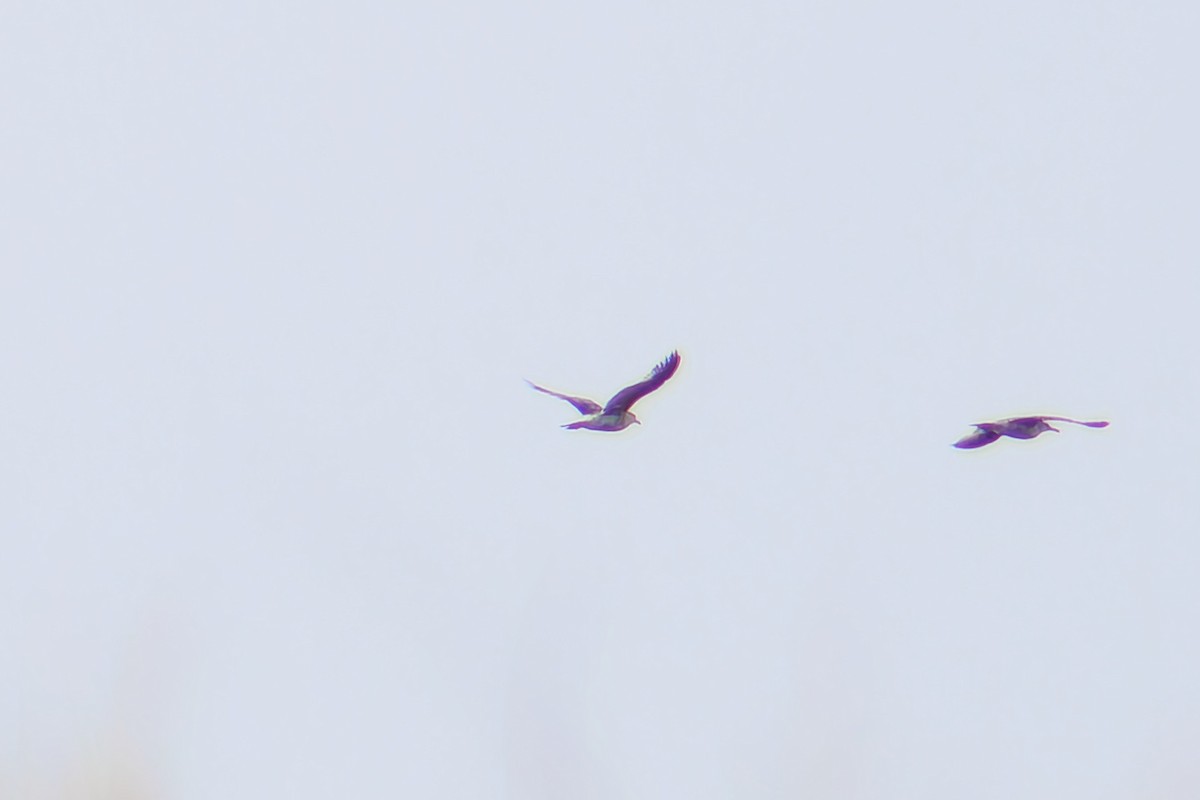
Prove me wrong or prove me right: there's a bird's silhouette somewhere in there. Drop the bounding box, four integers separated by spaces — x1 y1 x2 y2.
954 415 1109 449
528 351 681 431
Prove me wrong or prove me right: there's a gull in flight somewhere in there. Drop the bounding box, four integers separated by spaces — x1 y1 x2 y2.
953 415 1109 449
527 351 681 431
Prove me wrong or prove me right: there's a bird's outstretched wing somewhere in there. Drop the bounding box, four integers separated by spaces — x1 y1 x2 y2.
953 427 1002 449
525 381 602 415
1038 416 1110 428
602 351 681 415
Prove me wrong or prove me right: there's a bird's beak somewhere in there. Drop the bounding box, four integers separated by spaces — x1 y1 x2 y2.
1048 425 1060 432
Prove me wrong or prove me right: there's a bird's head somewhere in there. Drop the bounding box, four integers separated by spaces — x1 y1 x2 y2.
629 413 641 425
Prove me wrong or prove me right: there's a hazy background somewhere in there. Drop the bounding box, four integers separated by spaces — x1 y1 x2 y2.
2 1 1198 797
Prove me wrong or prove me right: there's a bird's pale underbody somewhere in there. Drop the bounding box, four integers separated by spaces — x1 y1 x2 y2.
527 351 681 432
953 415 1109 449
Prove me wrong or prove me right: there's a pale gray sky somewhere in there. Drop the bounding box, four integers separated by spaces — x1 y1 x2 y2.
3 1 1199 798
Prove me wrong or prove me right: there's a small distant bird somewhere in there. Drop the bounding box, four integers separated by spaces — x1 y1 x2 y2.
527 351 681 431
953 415 1109 449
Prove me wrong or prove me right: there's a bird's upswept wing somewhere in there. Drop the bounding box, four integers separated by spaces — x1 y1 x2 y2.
953 427 1002 449
602 351 681 415
1037 416 1110 428
525 381 602 415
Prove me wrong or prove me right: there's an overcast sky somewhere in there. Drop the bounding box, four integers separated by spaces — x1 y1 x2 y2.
3 1 1199 798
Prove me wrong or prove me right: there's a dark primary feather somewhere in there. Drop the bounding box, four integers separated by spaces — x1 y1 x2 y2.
1039 416 1110 428
602 351 681 415
525 381 602 415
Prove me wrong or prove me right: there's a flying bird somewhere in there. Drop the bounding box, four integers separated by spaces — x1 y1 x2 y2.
953 415 1109 449
527 351 681 431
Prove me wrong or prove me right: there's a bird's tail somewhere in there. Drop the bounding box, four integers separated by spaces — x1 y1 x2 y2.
561 421 588 430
